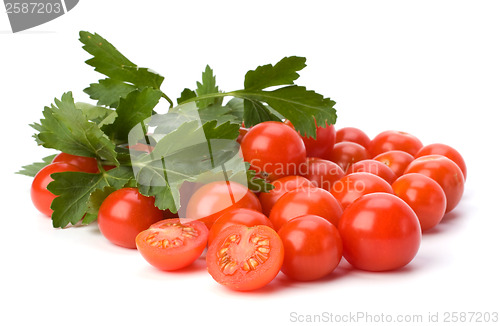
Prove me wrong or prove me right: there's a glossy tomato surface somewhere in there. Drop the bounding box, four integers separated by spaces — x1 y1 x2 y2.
338 193 422 271
301 157 345 190
186 181 262 229
368 130 423 157
415 143 467 180
373 150 415 178
206 224 284 291
405 155 465 213
392 173 447 231
97 188 165 249
31 162 81 217
269 187 343 230
286 120 336 159
330 172 394 210
258 176 313 216
327 141 370 171
136 218 208 271
335 127 371 148
345 159 397 184
208 208 273 246
241 121 306 181
52 153 99 173
278 215 343 281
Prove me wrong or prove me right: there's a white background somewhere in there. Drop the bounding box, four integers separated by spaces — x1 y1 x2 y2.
1 1 499 325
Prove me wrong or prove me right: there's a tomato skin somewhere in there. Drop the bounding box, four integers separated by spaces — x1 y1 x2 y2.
392 173 447 231
186 181 262 229
269 187 343 230
136 218 208 271
208 208 273 246
97 188 165 249
206 224 284 291
335 127 371 148
368 130 423 157
236 127 249 144
330 172 394 210
241 121 306 181
338 193 421 271
404 155 464 213
345 159 397 184
259 176 313 216
278 215 343 281
373 150 415 178
327 141 370 171
285 120 336 159
301 157 345 191
52 153 99 173
415 143 467 180
31 162 81 217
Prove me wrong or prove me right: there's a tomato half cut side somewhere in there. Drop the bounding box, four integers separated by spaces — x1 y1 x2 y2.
136 218 209 271
206 224 284 291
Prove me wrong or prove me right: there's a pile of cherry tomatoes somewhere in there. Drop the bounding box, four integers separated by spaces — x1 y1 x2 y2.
30 121 466 291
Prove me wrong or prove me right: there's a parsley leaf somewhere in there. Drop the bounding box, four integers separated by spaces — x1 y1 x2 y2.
16 154 57 177
244 56 306 90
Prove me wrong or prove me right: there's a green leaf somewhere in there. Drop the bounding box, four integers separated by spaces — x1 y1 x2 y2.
79 31 164 89
84 186 117 224
75 102 117 128
245 163 274 193
102 87 162 142
244 56 306 91
243 99 282 127
84 78 138 108
177 88 197 104
48 166 134 228
16 154 57 177
196 65 222 109
36 92 119 165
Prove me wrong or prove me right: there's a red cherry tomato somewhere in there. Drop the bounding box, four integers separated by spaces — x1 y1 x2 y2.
301 157 345 190
368 130 423 157
136 218 208 271
258 176 313 216
285 120 336 159
335 127 371 148
345 159 397 184
31 162 81 217
405 155 465 213
186 181 262 229
338 193 421 271
269 187 343 230
415 143 467 180
52 153 99 173
208 208 273 246
327 141 369 171
241 121 306 181
97 188 165 249
206 224 284 291
330 172 394 210
278 215 343 281
392 173 447 231
373 150 415 178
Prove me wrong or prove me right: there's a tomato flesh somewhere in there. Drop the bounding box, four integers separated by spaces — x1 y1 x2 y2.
136 218 208 271
206 224 284 291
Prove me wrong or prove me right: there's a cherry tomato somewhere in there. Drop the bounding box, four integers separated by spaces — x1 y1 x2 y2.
338 193 421 271
206 224 284 291
335 127 370 148
135 218 208 271
330 172 394 210
97 188 165 249
285 120 336 159
345 159 397 184
236 127 249 144
373 150 415 178
31 162 81 217
241 121 306 181
327 141 369 171
415 143 467 180
52 153 99 173
258 176 313 216
208 208 273 246
405 155 464 213
269 187 343 230
301 157 345 191
392 173 447 231
278 215 343 281
185 181 262 229
368 130 423 157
